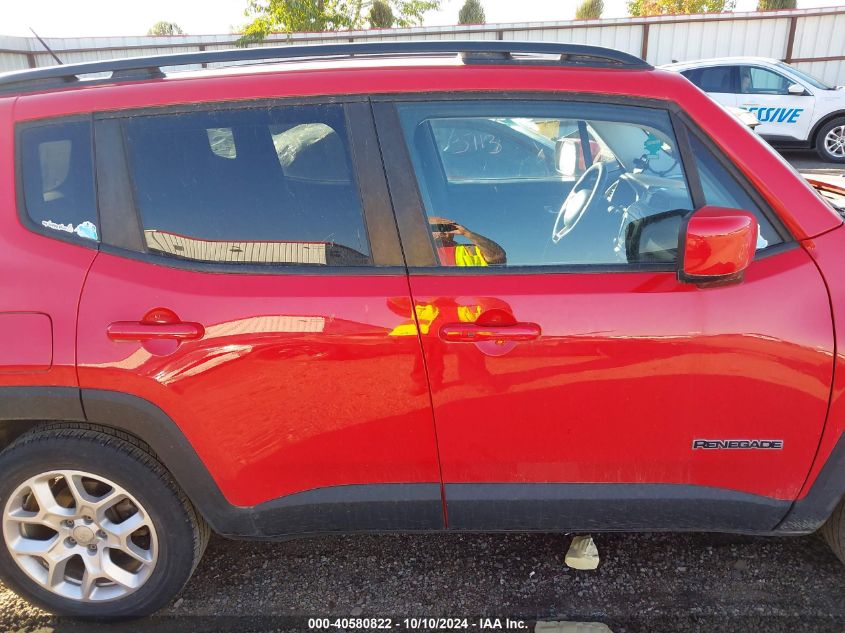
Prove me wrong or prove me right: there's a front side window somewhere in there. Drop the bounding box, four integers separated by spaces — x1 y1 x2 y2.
19 121 98 242
740 67 792 95
124 104 370 266
687 134 783 250
396 101 784 269
397 101 694 267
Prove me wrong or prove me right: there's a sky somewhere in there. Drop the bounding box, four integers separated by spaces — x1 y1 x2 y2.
0 0 843 38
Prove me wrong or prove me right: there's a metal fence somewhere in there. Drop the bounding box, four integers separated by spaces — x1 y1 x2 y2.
1 6 844 84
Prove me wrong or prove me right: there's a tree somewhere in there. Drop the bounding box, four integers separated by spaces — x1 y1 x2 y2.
575 0 604 19
147 21 185 36
757 0 796 9
627 0 735 15
370 0 395 27
239 0 440 44
458 0 485 25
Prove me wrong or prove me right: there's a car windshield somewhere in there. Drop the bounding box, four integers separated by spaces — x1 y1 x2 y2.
776 61 836 90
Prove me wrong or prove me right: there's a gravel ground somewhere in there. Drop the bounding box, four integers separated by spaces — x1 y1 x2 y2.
2 153 845 633
2 532 845 632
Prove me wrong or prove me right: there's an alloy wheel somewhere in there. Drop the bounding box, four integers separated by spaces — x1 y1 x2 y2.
2 470 158 602
824 125 845 158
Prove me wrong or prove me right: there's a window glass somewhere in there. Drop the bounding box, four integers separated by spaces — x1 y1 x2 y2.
740 67 791 95
124 104 370 266
19 121 98 241
270 122 353 184
776 61 832 90
682 67 735 93
397 101 694 267
688 134 783 250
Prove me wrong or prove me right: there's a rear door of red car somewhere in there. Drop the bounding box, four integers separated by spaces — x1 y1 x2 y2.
374 95 833 533
76 98 444 530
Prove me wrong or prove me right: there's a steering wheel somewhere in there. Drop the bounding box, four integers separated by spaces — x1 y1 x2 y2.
552 161 606 243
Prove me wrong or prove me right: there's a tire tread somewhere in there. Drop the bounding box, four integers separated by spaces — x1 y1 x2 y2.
822 497 845 565
0 422 209 615
815 116 845 164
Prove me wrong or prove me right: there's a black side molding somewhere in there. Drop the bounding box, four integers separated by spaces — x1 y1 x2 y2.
445 483 790 533
249 484 444 538
775 432 845 533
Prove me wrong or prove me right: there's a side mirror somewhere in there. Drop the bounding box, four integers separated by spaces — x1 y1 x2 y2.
680 207 758 285
555 138 581 177
788 83 806 96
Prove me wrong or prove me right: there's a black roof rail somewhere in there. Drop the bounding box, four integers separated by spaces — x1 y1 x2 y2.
0 40 651 94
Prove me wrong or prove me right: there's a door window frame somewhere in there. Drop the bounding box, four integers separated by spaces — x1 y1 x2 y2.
93 96 405 275
372 92 794 275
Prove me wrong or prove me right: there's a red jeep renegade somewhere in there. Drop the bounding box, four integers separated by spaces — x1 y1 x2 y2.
1 41 844 617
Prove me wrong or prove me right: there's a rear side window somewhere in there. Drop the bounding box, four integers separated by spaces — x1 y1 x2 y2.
19 121 98 241
682 66 735 93
123 104 370 266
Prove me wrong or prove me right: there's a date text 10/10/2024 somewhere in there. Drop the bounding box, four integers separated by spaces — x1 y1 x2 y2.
308 617 529 630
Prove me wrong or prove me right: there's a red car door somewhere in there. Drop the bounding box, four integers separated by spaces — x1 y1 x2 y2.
76 101 443 532
376 97 833 533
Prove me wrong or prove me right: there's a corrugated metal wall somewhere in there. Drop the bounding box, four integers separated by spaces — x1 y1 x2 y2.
647 16 792 64
1 6 844 84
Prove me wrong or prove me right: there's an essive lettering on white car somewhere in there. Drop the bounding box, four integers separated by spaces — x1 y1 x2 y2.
663 57 845 163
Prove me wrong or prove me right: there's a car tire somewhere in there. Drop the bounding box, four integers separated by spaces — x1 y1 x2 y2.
0 423 209 617
815 117 845 163
821 496 845 566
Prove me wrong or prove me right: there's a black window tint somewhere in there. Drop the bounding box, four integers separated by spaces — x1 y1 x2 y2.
688 133 783 250
19 121 98 241
124 104 370 266
683 67 735 93
397 101 694 268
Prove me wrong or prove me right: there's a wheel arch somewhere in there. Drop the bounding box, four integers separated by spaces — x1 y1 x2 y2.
0 387 252 536
810 110 845 146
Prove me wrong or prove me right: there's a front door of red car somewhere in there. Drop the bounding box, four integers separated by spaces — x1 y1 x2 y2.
376 97 833 532
76 100 443 530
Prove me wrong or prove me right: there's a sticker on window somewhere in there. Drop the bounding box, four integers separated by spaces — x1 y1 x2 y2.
41 219 98 241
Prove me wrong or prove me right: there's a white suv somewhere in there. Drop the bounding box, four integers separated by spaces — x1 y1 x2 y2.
663 57 845 163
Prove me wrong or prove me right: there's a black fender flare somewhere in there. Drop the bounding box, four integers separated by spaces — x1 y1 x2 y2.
0 386 250 535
